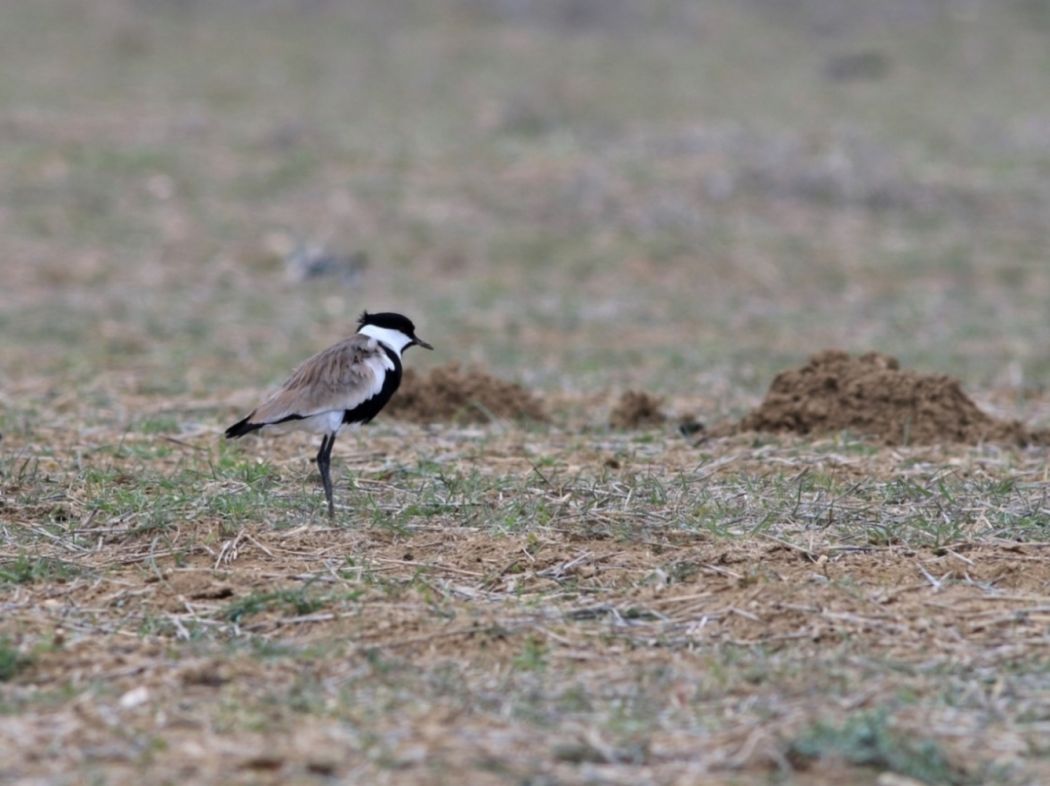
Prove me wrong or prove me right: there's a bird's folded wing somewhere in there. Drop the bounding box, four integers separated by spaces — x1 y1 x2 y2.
249 335 383 424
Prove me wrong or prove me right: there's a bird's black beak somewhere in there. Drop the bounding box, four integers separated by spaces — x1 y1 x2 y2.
413 336 434 351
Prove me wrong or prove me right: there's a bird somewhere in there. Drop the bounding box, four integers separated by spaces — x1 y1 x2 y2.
225 311 433 518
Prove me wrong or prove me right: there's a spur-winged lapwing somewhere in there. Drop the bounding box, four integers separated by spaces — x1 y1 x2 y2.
225 311 433 518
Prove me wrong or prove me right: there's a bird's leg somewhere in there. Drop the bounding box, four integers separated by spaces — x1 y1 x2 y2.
316 434 336 519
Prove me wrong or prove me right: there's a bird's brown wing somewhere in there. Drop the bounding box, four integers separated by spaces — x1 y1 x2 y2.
247 334 385 425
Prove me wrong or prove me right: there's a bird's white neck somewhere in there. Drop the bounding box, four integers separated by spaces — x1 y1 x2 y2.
359 324 413 356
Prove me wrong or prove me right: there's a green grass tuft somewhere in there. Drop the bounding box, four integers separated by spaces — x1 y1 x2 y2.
222 588 327 624
788 709 970 785
0 555 80 585
0 638 31 682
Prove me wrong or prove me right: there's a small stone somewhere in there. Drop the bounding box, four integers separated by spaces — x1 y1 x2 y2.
119 686 150 709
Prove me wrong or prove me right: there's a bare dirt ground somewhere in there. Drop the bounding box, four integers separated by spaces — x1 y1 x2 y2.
2 1 1050 785
3 412 1049 785
736 350 1048 446
388 364 547 424
7 527 1050 785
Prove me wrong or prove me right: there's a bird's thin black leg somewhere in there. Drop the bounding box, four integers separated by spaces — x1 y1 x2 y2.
316 434 336 519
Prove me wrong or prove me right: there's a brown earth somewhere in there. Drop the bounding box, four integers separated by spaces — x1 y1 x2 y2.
5 524 1049 786
737 350 1047 446
386 363 547 424
388 354 1047 447
609 390 667 429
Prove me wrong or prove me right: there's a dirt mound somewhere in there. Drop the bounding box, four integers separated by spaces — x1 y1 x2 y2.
609 390 666 429
738 350 1044 446
387 363 546 424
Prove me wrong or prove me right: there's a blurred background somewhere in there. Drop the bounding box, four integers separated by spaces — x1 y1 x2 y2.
2 0 1049 419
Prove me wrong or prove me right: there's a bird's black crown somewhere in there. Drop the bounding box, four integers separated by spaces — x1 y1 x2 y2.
358 311 417 336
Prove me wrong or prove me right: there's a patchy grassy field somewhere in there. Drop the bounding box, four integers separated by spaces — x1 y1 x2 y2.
2 1 1049 784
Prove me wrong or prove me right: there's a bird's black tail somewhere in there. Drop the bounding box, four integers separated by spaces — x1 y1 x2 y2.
225 413 263 439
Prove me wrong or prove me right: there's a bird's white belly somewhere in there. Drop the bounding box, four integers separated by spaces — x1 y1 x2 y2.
300 410 347 434
262 409 346 436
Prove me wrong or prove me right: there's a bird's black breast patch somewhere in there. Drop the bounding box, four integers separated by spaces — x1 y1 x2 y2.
342 346 402 426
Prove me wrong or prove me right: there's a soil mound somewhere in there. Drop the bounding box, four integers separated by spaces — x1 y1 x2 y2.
387 363 546 424
609 390 666 429
738 350 1043 446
